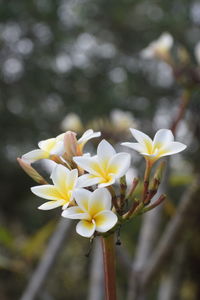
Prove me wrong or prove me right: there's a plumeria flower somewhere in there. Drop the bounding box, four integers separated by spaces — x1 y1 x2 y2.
62 188 118 238
31 164 79 210
122 128 186 163
194 41 200 65
22 133 65 164
73 139 131 188
141 32 173 60
110 109 136 131
61 112 83 132
22 129 101 164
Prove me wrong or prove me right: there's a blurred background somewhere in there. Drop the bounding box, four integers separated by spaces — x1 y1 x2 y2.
0 0 200 299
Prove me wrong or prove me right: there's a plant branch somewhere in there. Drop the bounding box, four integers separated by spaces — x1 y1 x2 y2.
101 234 117 300
141 176 200 288
20 218 73 300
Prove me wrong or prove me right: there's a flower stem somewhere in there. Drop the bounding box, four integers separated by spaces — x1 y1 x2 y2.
142 159 153 202
101 234 117 300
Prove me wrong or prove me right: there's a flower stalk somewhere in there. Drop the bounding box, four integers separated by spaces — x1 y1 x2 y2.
101 234 117 300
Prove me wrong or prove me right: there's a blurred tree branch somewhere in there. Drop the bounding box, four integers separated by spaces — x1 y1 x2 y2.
20 218 73 300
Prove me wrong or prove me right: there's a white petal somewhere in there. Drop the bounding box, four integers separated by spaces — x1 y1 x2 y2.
89 188 112 216
153 129 174 148
107 153 131 178
73 188 92 212
159 142 187 157
76 220 96 238
38 138 56 152
158 32 173 49
94 211 118 232
121 142 145 153
22 149 49 163
38 200 64 210
73 156 101 176
31 185 63 201
97 140 116 166
56 132 65 141
130 128 153 146
78 129 101 145
98 177 115 188
77 174 100 188
51 165 78 197
61 206 89 219
130 129 154 154
50 140 65 156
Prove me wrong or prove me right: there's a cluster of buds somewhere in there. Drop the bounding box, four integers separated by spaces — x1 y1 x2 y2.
18 128 186 239
141 32 200 88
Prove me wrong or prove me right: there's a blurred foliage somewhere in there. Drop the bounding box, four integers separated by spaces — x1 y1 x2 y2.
0 0 200 299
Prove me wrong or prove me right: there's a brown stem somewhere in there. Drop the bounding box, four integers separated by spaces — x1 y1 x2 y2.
142 160 153 202
171 89 190 135
101 234 117 300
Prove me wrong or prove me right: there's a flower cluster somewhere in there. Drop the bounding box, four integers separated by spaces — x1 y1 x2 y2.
18 128 186 238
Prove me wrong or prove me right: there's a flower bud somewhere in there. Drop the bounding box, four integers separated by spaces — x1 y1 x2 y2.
63 131 79 164
17 158 48 184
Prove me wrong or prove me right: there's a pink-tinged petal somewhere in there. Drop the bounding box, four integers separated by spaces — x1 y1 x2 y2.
97 140 116 167
76 220 96 238
107 153 131 178
89 188 112 216
22 149 49 163
94 211 118 232
73 156 101 176
77 174 100 188
121 142 145 153
73 189 92 212
159 142 187 157
61 206 90 219
31 185 63 201
153 129 174 148
38 200 65 210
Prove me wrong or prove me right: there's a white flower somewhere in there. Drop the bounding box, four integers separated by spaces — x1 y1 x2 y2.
62 188 118 238
21 129 101 164
122 128 186 163
31 164 79 210
61 113 83 132
77 129 101 152
110 109 136 130
73 139 131 187
22 133 65 164
141 32 173 60
194 41 200 65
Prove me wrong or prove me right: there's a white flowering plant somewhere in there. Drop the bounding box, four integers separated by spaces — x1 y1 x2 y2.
18 127 186 299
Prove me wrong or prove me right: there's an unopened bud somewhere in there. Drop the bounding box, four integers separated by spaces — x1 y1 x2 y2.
17 158 48 184
63 131 78 163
